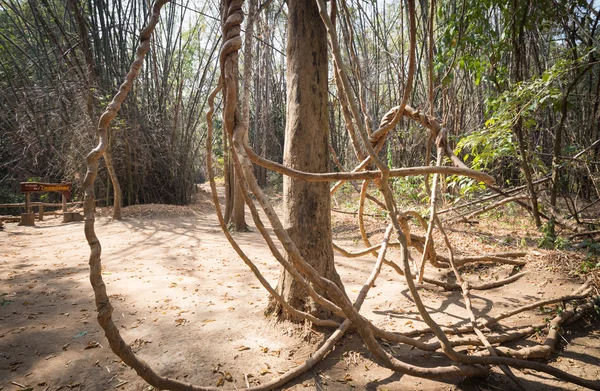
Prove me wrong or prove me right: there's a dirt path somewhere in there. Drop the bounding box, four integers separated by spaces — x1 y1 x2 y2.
1 189 599 391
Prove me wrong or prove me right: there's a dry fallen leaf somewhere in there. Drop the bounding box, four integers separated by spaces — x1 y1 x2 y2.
85 341 101 349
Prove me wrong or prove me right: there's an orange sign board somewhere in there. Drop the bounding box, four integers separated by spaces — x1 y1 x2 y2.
20 182 72 200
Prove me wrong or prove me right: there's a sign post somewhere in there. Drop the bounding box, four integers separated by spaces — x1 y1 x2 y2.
19 182 73 226
25 192 31 214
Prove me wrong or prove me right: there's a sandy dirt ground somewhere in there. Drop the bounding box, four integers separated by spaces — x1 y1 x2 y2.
1 186 599 391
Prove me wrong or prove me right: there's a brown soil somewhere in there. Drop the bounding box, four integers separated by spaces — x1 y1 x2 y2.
1 185 599 391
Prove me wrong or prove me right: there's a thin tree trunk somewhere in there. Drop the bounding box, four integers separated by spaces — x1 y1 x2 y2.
512 0 541 228
242 0 257 127
253 12 269 188
550 65 593 209
223 132 233 223
104 143 122 220
514 119 541 227
230 0 260 232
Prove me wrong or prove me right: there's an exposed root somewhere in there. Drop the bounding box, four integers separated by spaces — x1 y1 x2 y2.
478 296 600 360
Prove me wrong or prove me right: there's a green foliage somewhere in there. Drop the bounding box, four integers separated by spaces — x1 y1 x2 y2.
390 176 424 204
454 55 588 180
580 239 600 271
445 175 487 198
501 236 515 246
579 259 600 274
578 239 600 274
582 239 600 256
1 298 13 307
538 220 569 250
436 0 512 88
538 221 554 249
0 186 23 205
267 171 283 193
554 236 570 250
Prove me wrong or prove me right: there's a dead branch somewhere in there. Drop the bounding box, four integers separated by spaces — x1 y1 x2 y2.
438 176 551 216
481 296 600 360
570 229 600 239
453 195 531 223
542 200 590 233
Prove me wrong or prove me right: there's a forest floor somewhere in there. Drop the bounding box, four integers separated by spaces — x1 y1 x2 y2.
1 184 599 391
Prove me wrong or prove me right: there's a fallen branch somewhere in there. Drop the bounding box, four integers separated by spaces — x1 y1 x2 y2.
481 296 600 360
569 229 600 239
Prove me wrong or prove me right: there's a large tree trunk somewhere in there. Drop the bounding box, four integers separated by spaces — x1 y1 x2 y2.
267 0 343 321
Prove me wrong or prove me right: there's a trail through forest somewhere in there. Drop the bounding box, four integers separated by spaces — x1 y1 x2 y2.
1 186 599 391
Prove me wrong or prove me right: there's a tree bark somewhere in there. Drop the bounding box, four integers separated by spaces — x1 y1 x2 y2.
230 0 259 233
222 0 248 232
252 11 269 188
267 0 343 321
104 142 122 220
242 0 257 127
231 176 248 230
223 133 233 223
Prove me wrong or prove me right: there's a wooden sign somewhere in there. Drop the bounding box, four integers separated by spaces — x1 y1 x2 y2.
20 182 72 200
